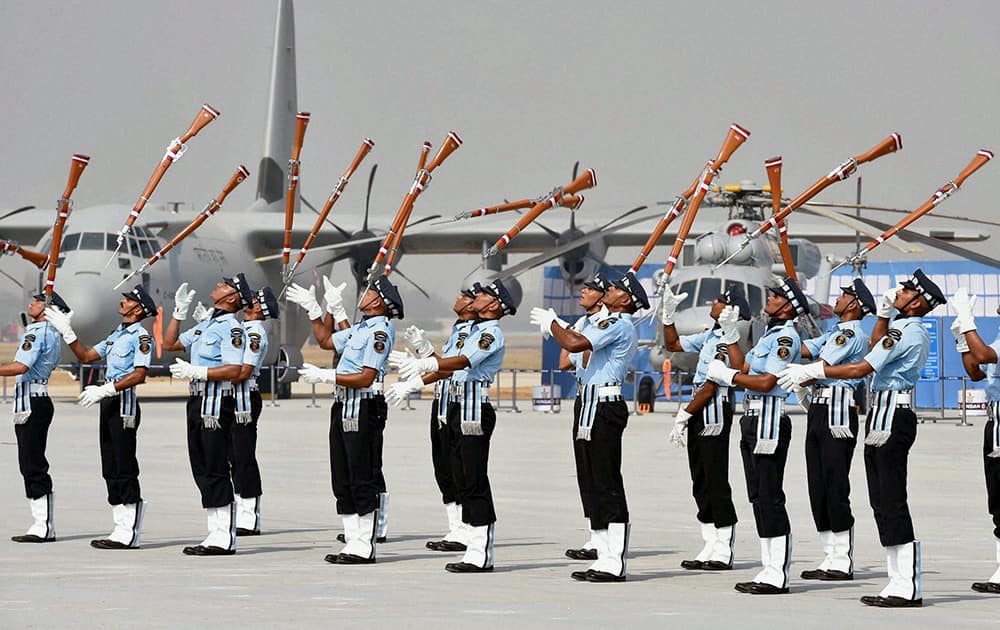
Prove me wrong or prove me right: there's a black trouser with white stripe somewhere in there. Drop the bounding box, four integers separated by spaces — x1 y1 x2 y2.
446 401 496 526
739 414 792 538
370 396 388 495
329 399 378 516
185 395 236 509
572 397 594 521
431 398 457 504
99 396 142 505
687 404 737 528
228 390 263 499
864 408 916 547
805 402 858 533
577 400 630 530
986 419 1000 539
14 396 54 499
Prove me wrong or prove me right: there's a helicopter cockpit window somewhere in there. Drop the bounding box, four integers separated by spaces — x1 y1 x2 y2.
61 233 80 252
80 232 104 250
127 237 140 258
138 239 153 258
748 285 763 315
675 280 696 311
698 278 721 306
106 234 117 251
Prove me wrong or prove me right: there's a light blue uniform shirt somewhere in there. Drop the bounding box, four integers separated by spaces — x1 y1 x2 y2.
981 334 1000 402
812 320 869 390
242 320 268 377
441 319 475 384
864 316 929 391
578 311 637 386
97 322 153 381
14 321 62 383
178 311 245 368
459 319 505 384
567 313 591 372
746 319 802 397
333 315 394 378
680 327 731 386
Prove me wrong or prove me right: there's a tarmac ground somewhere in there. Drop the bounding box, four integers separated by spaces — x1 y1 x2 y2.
1 395 997 628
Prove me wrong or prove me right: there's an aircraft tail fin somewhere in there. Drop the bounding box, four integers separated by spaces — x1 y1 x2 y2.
255 0 297 206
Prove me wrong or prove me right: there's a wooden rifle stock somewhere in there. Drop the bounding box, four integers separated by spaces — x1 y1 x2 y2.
488 169 597 255
291 138 375 273
1 240 50 269
849 148 993 262
282 112 311 267
45 154 91 297
765 156 797 281
661 124 750 278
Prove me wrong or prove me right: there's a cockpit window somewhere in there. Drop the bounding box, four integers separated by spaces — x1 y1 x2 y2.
138 239 153 258
62 233 80 252
127 237 140 258
697 278 721 306
106 234 117 251
80 233 104 250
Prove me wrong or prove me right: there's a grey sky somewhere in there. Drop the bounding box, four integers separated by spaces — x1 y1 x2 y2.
2 0 998 320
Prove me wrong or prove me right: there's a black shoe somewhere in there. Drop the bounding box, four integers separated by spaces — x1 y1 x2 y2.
336 553 375 564
571 569 595 581
681 559 705 570
972 581 1000 594
702 560 732 571
817 569 853 581
428 540 467 552
734 581 755 593
859 595 881 606
745 582 789 595
376 536 387 544
182 545 235 556
565 548 598 561
336 533 346 543
90 538 133 550
586 570 626 583
11 534 55 543
800 569 827 580
236 528 260 536
868 595 922 608
324 553 341 564
445 561 493 573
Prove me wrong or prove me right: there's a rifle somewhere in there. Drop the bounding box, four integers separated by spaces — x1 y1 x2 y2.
45 154 91 301
0 240 50 269
716 133 902 269
107 104 219 266
485 169 597 257
282 112 311 276
833 149 993 271
113 165 250 290
765 156 798 281
286 138 374 281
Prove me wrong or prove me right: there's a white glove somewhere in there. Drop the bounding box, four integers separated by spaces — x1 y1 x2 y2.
286 283 323 321
323 276 349 323
385 376 425 406
529 307 567 338
299 362 338 385
659 285 688 326
192 301 212 323
169 358 208 381
951 317 970 353
388 349 415 371
403 325 435 358
705 359 738 386
951 288 978 334
717 305 741 345
876 287 898 319
398 355 440 382
43 306 77 344
776 361 826 390
793 385 812 413
78 382 117 408
173 282 196 320
669 408 691 448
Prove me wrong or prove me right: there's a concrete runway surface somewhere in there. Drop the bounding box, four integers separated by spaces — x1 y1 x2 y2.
1 397 996 628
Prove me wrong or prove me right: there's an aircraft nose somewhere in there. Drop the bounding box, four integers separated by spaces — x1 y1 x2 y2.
55 282 118 342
